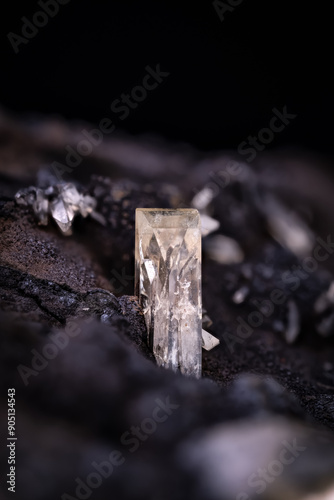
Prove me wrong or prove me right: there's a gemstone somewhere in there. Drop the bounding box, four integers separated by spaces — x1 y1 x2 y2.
135 208 202 378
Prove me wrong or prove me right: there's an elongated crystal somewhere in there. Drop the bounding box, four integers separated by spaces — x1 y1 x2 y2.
135 208 202 378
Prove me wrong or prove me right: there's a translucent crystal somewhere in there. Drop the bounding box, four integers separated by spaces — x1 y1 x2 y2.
50 197 72 234
15 182 102 235
135 208 202 378
78 194 97 217
61 184 81 207
202 329 220 351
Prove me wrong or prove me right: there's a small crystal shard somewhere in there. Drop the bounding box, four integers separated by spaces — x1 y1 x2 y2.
50 197 72 234
202 329 220 351
205 235 244 264
135 208 202 378
191 187 216 211
200 214 220 237
263 195 314 257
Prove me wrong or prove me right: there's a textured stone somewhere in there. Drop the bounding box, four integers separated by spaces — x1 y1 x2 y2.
135 208 202 377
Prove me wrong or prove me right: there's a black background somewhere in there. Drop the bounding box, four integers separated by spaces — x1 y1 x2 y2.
1 0 333 155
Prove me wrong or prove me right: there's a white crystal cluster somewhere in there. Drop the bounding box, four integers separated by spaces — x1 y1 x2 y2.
15 183 101 235
135 208 202 378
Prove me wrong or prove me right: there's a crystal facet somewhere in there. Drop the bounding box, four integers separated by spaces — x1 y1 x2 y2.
135 208 202 378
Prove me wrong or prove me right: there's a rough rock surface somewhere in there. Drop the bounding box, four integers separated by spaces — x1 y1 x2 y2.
1 112 334 500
